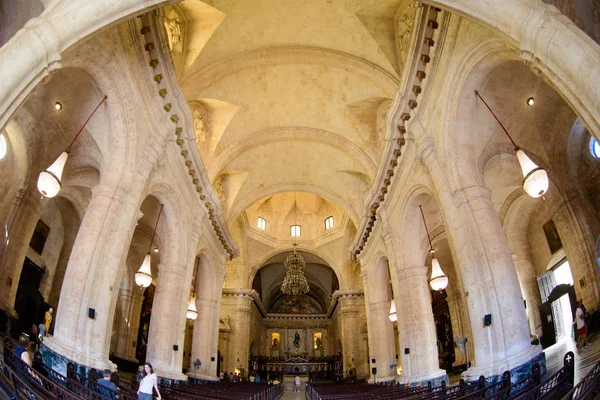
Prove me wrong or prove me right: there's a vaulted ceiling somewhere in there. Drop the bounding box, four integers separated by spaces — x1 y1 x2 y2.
170 0 413 228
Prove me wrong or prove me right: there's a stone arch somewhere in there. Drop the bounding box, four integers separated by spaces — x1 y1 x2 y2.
427 0 600 139
195 252 218 302
140 182 188 268
248 246 341 290
228 184 360 228
395 185 442 268
207 127 378 181
370 255 392 304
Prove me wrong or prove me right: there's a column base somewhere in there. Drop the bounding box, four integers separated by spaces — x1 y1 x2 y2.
153 363 187 382
187 371 219 383
112 353 139 363
399 368 447 387
462 345 545 383
42 340 116 378
369 374 397 384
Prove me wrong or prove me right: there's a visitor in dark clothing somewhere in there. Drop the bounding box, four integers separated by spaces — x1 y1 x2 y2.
98 369 119 399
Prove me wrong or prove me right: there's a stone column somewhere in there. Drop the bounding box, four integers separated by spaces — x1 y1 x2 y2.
446 294 466 367
145 262 188 380
193 267 226 379
219 330 230 372
0 188 43 317
396 265 446 383
222 290 253 373
367 300 396 382
380 225 445 384
416 134 541 379
190 298 219 380
43 181 145 372
512 254 542 337
112 288 144 362
337 292 363 375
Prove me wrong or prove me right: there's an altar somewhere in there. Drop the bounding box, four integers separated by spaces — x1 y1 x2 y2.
265 357 328 375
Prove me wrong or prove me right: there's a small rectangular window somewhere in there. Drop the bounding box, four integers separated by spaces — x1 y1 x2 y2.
325 216 334 230
290 225 301 237
257 217 267 230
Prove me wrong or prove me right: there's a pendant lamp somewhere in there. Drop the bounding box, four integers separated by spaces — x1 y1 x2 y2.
475 91 549 198
135 204 163 288
187 294 198 320
37 96 108 198
419 205 448 291
388 299 397 322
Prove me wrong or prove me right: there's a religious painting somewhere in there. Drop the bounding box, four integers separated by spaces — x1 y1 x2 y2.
30 219 50 255
543 220 563 254
313 332 322 350
270 295 323 314
271 332 280 349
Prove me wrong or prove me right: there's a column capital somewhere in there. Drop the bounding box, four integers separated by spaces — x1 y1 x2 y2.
370 300 391 312
452 184 493 211
157 262 186 277
397 265 428 281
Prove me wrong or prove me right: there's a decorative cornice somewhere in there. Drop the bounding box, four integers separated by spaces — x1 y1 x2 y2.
221 288 266 317
349 5 442 259
138 12 238 260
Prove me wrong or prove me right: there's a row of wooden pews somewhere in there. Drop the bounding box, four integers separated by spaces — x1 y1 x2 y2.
306 351 596 400
161 381 282 400
1 337 283 400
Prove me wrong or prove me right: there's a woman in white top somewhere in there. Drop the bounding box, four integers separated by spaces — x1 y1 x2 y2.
137 363 161 400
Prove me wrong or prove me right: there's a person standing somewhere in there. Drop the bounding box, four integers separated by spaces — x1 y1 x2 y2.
137 363 161 400
294 375 301 392
15 334 32 367
576 300 589 349
98 369 119 399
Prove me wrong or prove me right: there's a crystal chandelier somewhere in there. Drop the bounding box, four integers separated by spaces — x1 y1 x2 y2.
281 245 310 295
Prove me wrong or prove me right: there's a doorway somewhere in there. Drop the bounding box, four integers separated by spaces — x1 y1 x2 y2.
537 259 576 348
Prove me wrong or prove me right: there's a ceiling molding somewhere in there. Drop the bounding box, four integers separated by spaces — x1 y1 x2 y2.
182 45 399 95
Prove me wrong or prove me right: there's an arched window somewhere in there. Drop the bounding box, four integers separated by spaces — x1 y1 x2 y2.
257 217 267 230
290 225 301 237
590 137 600 159
0 132 7 160
324 216 333 230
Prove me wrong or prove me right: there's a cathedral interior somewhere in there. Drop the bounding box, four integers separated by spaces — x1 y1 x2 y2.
1 0 600 393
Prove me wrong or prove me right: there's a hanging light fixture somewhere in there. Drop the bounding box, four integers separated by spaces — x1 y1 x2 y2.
187 292 198 320
37 96 108 198
475 90 549 198
388 299 397 322
281 193 310 295
419 205 448 291
281 244 310 295
135 204 163 288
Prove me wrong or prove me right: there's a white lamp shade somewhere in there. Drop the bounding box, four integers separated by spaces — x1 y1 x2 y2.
388 299 397 322
135 254 153 288
429 257 448 291
516 149 548 198
187 297 198 320
37 151 69 198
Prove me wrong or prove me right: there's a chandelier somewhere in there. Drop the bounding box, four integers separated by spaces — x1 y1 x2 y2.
281 245 310 295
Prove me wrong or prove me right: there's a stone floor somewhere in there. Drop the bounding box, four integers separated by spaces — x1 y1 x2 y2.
280 389 305 399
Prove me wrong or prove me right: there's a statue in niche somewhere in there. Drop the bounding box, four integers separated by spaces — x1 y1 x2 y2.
193 107 207 143
164 9 183 54
315 337 322 349
272 337 279 349
214 175 226 208
293 331 301 349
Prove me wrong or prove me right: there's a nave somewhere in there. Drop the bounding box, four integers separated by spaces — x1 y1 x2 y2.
1 0 600 400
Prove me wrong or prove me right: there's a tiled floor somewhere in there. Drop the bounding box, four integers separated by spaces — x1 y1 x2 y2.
280 389 305 399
